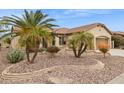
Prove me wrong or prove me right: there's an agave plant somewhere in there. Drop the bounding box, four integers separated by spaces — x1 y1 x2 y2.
4 10 57 63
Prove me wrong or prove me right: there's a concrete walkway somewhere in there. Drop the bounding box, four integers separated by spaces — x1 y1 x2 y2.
107 73 124 84
107 49 124 84
109 49 124 57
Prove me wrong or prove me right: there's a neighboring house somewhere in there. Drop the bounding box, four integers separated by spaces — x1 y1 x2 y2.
11 23 112 50
112 31 124 48
112 31 124 37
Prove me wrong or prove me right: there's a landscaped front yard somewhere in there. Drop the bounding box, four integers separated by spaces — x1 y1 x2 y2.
0 10 124 84
0 48 124 84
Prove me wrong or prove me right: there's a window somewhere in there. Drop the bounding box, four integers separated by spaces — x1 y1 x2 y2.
52 36 55 45
59 36 66 45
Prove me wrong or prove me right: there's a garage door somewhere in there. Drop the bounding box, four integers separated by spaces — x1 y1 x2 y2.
96 38 108 49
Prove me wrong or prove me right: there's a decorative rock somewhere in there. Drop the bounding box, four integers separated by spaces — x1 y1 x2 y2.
1 59 104 80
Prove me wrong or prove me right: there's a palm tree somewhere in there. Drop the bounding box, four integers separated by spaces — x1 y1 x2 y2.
68 32 93 58
0 17 11 50
0 17 10 32
4 10 57 63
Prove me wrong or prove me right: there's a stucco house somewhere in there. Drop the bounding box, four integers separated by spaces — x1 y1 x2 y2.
11 23 112 50
52 23 112 50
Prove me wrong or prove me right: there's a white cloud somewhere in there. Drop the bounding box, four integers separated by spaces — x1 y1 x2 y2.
53 9 113 19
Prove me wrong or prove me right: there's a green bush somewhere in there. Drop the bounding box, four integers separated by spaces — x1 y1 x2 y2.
7 50 24 63
112 35 124 48
3 37 11 45
47 46 60 53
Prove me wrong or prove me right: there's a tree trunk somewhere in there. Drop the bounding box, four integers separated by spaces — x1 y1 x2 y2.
72 43 87 58
72 45 78 57
77 43 87 58
77 42 84 57
26 38 40 63
30 48 39 63
79 44 87 55
26 47 31 62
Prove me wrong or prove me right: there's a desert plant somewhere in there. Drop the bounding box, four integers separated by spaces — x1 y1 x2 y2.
4 10 57 63
3 37 11 48
7 50 24 63
98 42 109 58
47 46 60 57
39 47 47 52
68 32 93 58
47 46 60 53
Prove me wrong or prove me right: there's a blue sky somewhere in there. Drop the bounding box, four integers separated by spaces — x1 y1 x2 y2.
0 9 124 32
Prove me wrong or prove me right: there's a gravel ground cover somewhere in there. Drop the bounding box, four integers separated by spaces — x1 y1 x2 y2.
0 48 11 73
0 49 124 84
8 52 97 73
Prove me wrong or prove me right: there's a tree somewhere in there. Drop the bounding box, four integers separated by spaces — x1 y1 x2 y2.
68 32 93 58
0 17 10 33
0 17 11 50
112 35 124 48
4 10 57 63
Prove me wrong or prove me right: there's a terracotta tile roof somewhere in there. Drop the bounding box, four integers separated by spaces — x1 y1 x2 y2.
53 23 112 35
53 28 69 34
68 23 101 33
113 31 124 37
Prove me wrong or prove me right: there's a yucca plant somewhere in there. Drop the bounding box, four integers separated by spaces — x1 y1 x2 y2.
68 32 93 58
4 10 57 63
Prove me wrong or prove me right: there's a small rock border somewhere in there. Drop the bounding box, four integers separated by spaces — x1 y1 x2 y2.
1 59 104 80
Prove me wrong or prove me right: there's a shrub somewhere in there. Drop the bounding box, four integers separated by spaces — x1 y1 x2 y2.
47 46 60 57
7 50 24 63
3 37 11 45
47 46 60 53
39 48 47 52
98 42 109 58
112 35 124 48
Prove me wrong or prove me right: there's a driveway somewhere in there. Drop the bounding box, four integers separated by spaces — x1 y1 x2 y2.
107 49 124 84
110 49 124 57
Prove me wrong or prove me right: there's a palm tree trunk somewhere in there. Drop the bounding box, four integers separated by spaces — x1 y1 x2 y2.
29 39 40 63
26 48 30 62
77 42 84 57
80 44 87 54
30 49 39 63
78 44 87 57
72 45 78 57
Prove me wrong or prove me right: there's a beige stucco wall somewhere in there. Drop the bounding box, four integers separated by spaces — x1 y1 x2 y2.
11 26 111 50
87 26 111 50
11 36 23 49
55 36 60 47
54 26 111 50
